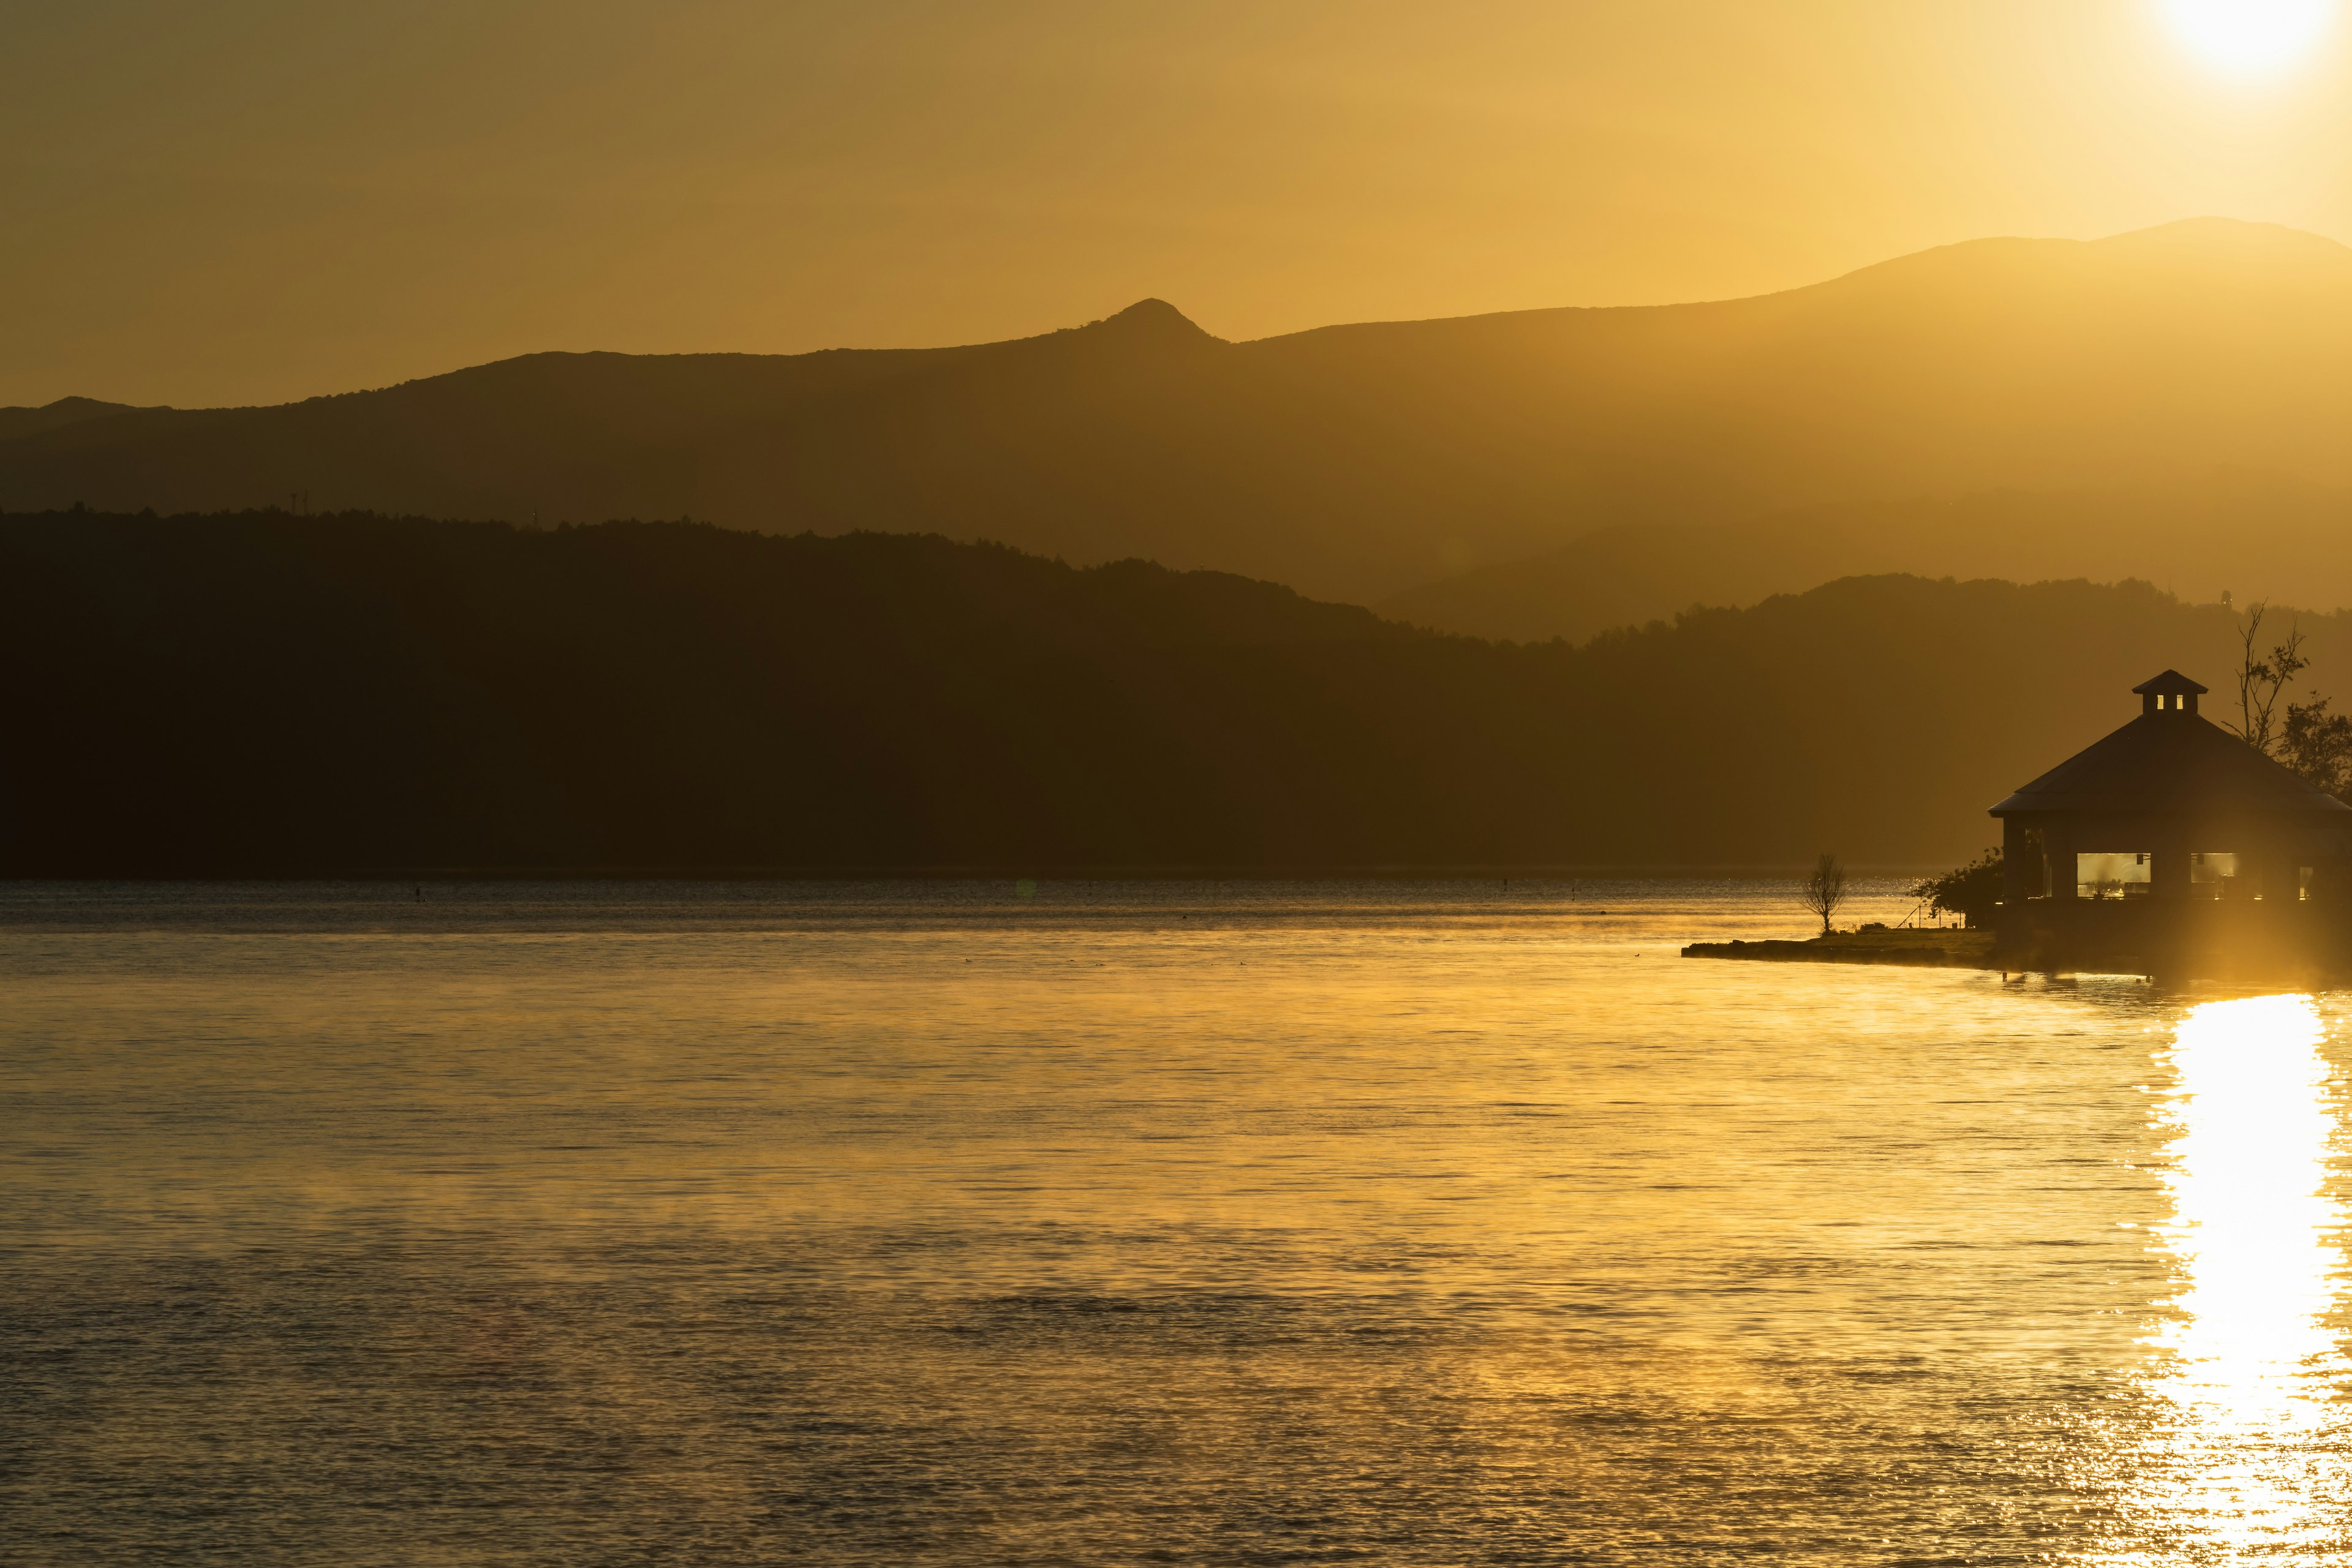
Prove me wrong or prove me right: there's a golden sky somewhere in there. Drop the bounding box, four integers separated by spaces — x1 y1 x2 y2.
10 0 2352 407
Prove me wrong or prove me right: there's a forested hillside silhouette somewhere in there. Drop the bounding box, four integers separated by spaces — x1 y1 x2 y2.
11 221 2352 606
6 510 2333 876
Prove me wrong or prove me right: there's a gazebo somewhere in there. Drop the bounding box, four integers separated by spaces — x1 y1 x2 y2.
1991 671 2352 930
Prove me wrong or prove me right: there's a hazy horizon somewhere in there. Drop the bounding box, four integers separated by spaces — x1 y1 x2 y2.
17 1 2352 407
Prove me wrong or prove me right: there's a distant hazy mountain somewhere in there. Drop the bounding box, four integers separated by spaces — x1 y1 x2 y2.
11 219 2352 605
1382 472 2352 643
1382 519 1858 644
5 509 2334 873
0 396 148 443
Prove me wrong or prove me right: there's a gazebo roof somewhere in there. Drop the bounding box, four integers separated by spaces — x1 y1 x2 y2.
1990 698 2352 818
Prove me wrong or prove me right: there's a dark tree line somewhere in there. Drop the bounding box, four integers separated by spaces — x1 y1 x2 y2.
1 509 2322 875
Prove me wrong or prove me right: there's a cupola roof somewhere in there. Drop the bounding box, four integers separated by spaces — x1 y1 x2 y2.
1989 673 2351 818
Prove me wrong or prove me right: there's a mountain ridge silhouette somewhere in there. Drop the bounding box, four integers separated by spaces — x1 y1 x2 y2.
8 217 2350 604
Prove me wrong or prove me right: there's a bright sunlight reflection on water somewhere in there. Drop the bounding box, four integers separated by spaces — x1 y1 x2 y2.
2108 994 2352 1562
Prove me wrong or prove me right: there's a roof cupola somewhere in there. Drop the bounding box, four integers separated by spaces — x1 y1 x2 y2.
2133 669 2207 718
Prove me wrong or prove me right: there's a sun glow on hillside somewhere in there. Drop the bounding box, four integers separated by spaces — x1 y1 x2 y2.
2162 0 2335 74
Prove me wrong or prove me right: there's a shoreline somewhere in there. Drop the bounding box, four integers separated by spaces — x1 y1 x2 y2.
1683 929 1996 969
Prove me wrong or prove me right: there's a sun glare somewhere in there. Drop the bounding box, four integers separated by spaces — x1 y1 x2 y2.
2162 0 2335 74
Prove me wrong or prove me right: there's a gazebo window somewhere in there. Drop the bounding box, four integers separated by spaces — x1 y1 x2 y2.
2190 851 2241 896
2076 851 2152 899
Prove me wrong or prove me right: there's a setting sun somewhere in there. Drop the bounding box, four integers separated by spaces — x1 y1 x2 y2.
2163 0 2335 73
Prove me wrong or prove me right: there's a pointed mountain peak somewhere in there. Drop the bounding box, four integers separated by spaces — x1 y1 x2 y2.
1076 298 1224 346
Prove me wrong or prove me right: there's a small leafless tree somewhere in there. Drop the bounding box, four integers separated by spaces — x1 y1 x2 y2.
2230 602 2310 755
1800 851 1849 937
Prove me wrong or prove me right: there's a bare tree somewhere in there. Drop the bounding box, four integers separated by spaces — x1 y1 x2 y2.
1800 851 1849 937
2229 602 2310 755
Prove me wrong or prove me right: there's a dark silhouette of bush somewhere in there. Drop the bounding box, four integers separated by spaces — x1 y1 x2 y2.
1912 849 2007 927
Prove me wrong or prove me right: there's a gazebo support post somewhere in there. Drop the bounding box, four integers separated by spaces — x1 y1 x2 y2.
2002 816 2037 916
2043 820 2076 902
2150 824 2191 901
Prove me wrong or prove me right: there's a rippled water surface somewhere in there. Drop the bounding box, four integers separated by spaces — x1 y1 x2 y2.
7 880 2352 1564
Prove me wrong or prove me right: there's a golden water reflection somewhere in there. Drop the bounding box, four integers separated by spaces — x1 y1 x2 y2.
2113 994 2352 1561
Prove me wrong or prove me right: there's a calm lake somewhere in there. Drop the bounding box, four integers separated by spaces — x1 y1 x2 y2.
6 880 2350 1564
